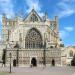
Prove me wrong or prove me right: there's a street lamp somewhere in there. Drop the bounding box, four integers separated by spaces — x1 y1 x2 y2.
43 40 46 67
9 53 12 73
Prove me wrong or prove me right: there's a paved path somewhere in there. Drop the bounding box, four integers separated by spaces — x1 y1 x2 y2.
0 66 75 75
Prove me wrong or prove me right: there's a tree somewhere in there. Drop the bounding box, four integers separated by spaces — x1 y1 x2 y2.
71 55 75 66
60 44 64 47
2 49 6 67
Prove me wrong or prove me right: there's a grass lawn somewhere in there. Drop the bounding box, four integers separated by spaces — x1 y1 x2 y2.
0 72 9 75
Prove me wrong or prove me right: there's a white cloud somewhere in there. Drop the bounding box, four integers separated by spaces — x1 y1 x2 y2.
58 9 74 18
0 0 15 41
64 27 74 32
0 32 2 41
63 0 75 2
0 15 2 23
25 0 44 17
0 15 2 41
59 26 74 39
56 0 75 18
0 0 15 18
59 30 68 39
25 0 41 13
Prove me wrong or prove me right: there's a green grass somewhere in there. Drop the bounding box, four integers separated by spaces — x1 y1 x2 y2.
0 72 9 75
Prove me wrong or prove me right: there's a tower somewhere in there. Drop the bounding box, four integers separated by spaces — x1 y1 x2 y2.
2 14 8 42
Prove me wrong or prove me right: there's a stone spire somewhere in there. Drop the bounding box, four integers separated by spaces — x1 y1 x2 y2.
55 16 58 33
2 13 7 26
45 11 48 20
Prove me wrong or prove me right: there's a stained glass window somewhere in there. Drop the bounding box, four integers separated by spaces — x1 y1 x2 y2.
25 28 43 49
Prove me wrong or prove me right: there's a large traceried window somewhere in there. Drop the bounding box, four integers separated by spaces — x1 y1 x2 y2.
25 28 43 49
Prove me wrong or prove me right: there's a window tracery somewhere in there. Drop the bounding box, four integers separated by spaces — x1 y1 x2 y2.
30 14 38 22
25 28 43 49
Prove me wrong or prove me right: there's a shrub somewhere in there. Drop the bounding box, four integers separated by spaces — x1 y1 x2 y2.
71 55 75 66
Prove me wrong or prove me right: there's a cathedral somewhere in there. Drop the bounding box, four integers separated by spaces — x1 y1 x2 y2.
2 9 61 67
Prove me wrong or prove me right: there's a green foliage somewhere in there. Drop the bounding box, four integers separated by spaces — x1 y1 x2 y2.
71 55 75 66
2 49 6 64
0 72 9 75
60 44 64 47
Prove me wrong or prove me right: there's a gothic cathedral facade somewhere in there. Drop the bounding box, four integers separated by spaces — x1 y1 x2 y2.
2 9 61 66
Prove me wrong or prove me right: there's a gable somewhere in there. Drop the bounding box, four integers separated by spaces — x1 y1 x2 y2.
24 9 42 22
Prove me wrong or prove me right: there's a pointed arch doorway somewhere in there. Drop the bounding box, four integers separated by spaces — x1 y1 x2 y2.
51 59 55 66
31 57 37 67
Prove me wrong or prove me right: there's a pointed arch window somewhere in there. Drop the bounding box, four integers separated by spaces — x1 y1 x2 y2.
30 14 38 22
50 23 54 30
70 50 73 57
25 28 43 49
19 33 22 42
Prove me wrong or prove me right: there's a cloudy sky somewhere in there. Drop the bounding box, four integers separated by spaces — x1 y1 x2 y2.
0 0 75 46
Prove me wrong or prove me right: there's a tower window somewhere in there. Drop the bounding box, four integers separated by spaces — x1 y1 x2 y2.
30 14 38 22
70 50 73 57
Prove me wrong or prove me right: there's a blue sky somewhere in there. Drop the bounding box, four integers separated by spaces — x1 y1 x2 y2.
0 0 75 46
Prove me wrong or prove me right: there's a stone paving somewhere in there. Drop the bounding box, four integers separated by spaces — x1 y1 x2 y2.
0 66 75 75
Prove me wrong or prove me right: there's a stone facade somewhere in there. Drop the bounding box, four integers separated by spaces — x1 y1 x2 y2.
2 9 61 66
61 46 75 65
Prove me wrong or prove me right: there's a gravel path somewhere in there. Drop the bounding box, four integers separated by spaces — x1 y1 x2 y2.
0 66 75 75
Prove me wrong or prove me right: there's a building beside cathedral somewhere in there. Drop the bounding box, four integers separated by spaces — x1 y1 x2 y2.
2 9 61 67
61 46 75 65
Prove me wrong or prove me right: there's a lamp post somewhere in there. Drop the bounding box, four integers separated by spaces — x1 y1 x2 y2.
43 40 46 67
16 48 19 66
9 53 12 73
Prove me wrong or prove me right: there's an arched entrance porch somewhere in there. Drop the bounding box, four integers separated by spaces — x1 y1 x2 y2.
31 57 37 67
